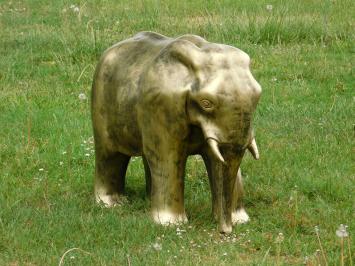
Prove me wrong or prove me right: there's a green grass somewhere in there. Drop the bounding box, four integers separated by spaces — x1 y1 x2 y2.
0 0 354 265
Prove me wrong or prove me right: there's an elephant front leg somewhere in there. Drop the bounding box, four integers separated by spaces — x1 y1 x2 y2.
144 146 188 225
231 168 249 225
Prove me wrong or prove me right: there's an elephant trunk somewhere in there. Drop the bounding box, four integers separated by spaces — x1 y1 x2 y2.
216 165 232 233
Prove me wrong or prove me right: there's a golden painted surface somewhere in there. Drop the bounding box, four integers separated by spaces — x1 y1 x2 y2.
91 32 261 233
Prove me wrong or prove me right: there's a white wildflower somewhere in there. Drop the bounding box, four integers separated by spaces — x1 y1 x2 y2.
85 153 90 157
275 232 284 243
69 4 80 13
177 228 186 233
152 242 162 251
59 161 64 166
266 4 273 11
303 256 309 264
78 93 87 101
223 252 227 256
39 168 44 172
336 224 348 238
62 151 67 155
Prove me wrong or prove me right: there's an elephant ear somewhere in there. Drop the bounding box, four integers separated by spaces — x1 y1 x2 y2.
166 39 204 76
137 39 205 141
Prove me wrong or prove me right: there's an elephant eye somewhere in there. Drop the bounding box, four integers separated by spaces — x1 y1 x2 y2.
200 99 214 110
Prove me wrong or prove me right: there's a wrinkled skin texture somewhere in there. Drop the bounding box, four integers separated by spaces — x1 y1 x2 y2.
91 32 261 233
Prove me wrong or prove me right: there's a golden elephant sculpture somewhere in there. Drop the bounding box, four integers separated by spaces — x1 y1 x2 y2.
91 32 261 233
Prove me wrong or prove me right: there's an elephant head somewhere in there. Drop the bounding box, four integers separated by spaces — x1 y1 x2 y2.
165 38 261 159
186 69 261 162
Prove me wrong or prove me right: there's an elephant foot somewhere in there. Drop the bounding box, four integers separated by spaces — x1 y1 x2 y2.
95 188 127 207
232 208 249 225
219 222 233 234
152 210 188 225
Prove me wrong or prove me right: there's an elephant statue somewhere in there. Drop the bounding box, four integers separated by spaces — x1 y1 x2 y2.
91 31 261 233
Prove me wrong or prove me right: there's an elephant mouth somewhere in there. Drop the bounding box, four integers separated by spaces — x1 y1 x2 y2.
205 137 259 163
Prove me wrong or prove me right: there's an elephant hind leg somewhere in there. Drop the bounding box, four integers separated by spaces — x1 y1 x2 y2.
232 168 249 224
94 151 130 207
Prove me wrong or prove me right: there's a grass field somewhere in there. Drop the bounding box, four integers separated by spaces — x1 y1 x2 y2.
0 0 354 265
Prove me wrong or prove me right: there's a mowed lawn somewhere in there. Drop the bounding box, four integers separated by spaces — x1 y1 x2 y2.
0 0 353 265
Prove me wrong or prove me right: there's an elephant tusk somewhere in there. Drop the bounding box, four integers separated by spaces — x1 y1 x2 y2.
207 138 225 163
247 138 259 160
